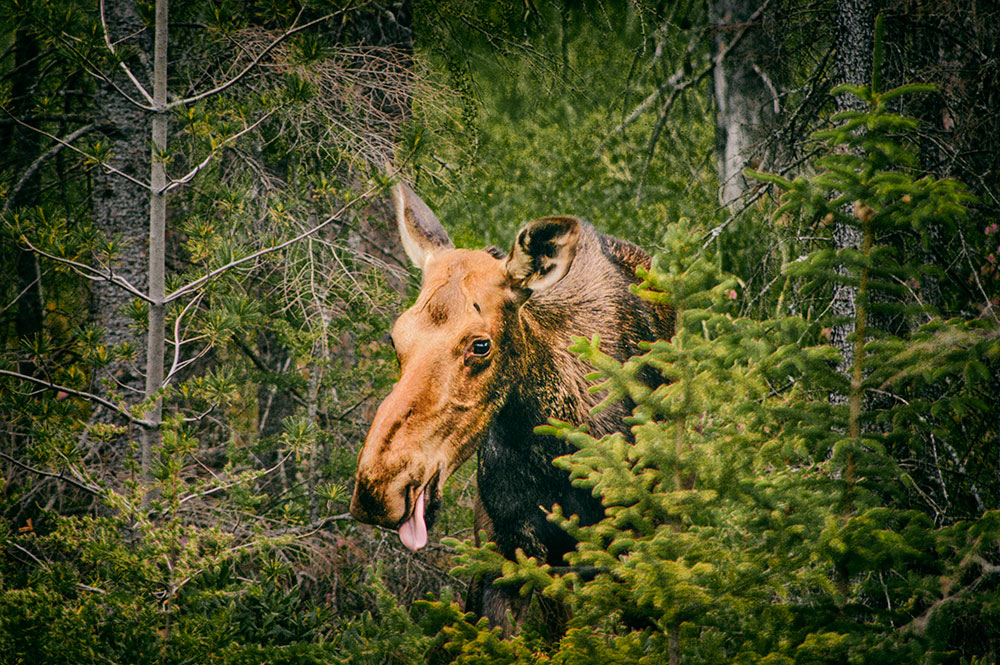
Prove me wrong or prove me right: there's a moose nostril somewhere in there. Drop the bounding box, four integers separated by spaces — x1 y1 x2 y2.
351 478 384 523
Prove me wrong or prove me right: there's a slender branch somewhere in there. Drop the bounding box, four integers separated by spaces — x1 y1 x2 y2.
701 147 823 249
0 108 151 190
179 449 294 505
753 62 781 116
164 292 203 384
16 235 152 303
701 187 769 249
162 109 277 194
0 368 153 427
3 123 98 212
165 181 382 304
53 33 157 113
605 33 703 142
957 225 998 321
99 0 157 107
605 0 773 145
0 272 40 318
168 11 332 109
0 451 103 495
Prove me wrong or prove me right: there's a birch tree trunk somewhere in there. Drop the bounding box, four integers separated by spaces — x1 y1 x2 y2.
711 0 779 207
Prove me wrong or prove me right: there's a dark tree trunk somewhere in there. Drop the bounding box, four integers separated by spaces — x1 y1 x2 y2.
830 0 875 382
3 30 44 371
91 0 152 400
711 0 780 207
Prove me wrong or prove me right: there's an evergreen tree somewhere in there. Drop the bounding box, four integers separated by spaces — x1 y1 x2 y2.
410 58 999 665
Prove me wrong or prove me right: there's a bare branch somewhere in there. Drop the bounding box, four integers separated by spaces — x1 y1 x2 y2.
164 292 204 384
605 33 703 141
605 0 774 144
165 181 383 304
701 147 823 249
701 187 770 249
0 368 153 427
3 123 98 213
99 0 157 108
168 11 334 110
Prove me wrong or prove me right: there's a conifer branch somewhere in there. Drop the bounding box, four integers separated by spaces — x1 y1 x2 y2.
16 235 152 303
53 33 157 113
162 109 278 194
0 110 152 190
3 123 98 213
0 368 153 427
0 451 103 496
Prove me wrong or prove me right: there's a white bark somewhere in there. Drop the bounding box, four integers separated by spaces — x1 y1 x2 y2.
712 0 779 207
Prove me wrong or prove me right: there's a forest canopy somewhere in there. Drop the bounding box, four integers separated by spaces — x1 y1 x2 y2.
1 1 998 664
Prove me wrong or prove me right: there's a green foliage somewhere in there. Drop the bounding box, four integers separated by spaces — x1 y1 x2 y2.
2 2 998 664
0 1 455 663
419 75 999 665
411 0 721 250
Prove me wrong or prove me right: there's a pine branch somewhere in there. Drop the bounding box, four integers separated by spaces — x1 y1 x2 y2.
0 108 151 190
2 123 98 213
98 0 157 108
16 234 152 303
0 368 154 427
0 451 103 496
161 109 278 194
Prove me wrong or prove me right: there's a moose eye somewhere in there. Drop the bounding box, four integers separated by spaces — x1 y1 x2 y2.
470 339 492 356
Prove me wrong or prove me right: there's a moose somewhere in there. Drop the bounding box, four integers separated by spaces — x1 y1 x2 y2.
350 181 673 627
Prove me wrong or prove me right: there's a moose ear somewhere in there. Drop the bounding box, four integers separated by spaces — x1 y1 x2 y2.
505 216 581 295
394 181 454 271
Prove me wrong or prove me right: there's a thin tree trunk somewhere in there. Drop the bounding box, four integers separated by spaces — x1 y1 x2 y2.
142 0 168 493
830 0 874 384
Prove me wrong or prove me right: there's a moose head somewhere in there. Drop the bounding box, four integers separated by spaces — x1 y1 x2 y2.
349 182 583 551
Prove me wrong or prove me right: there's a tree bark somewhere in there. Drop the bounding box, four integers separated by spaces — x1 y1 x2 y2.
830 0 875 382
91 0 152 404
711 0 779 207
142 0 168 491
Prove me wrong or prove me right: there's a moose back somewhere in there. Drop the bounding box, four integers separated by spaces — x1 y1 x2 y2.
350 182 673 624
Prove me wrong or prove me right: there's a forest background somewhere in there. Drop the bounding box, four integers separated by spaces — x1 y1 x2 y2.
0 0 998 663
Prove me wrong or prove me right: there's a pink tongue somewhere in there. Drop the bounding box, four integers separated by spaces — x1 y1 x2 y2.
398 490 427 552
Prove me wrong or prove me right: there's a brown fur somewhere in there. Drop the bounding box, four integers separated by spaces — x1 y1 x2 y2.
350 184 673 629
